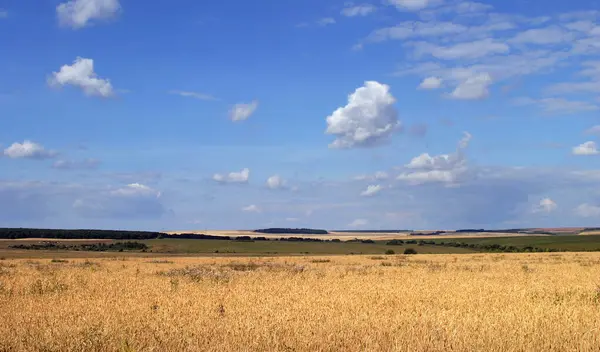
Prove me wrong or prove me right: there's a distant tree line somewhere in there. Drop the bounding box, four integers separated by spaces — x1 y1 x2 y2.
412 239 564 253
253 228 329 235
0 228 164 240
10 241 148 252
410 231 445 236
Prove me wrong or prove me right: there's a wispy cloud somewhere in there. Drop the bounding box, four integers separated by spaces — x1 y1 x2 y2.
341 4 376 17
169 90 219 101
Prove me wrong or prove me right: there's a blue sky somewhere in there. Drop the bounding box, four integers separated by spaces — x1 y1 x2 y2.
1 0 600 231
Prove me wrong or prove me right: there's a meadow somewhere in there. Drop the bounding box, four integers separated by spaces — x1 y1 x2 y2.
1 253 599 351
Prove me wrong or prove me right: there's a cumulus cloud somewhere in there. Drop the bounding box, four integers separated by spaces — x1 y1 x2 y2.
213 168 250 183
52 158 100 170
360 184 383 197
450 73 493 100
341 4 376 17
418 76 443 89
229 101 258 121
572 141 599 155
574 203 600 218
242 204 261 213
57 0 121 29
326 81 401 149
398 132 471 185
532 197 557 213
49 57 114 97
3 140 56 159
266 175 287 190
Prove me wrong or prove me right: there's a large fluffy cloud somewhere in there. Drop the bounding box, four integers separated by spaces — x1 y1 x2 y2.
266 175 287 190
3 140 56 159
398 132 472 185
572 141 599 155
326 81 401 149
49 57 114 97
57 0 121 29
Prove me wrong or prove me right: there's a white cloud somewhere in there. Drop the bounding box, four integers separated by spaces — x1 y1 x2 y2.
413 39 509 60
398 132 471 185
213 168 250 183
266 175 287 190
326 81 400 149
360 184 383 197
110 183 161 198
348 218 369 227
585 125 600 135
533 198 557 213
57 0 121 29
354 171 389 181
450 73 492 100
547 82 600 94
509 26 576 45
169 90 218 101
229 101 258 121
418 76 443 89
317 17 336 26
73 182 165 219
3 141 56 159
49 57 114 97
515 97 599 114
366 21 467 43
341 4 376 17
242 204 261 213
52 158 100 170
572 141 600 155
575 203 600 218
386 0 442 11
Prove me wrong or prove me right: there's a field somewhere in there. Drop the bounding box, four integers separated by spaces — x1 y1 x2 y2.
0 238 476 258
1 253 600 351
429 234 600 251
4 234 600 259
165 229 556 241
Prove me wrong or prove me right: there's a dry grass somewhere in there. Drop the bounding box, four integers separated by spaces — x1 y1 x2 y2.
1 253 600 351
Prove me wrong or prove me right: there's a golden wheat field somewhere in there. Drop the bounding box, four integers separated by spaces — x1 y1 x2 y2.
1 253 600 352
